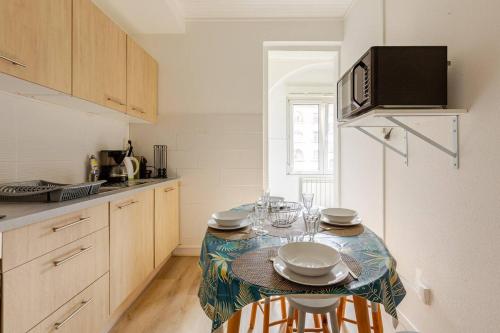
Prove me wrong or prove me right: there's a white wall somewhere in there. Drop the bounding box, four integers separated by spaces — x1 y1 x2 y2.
130 20 343 251
0 91 129 184
341 0 500 332
340 0 385 238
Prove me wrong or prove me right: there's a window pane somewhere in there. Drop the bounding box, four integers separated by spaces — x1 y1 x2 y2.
292 104 320 172
327 104 335 173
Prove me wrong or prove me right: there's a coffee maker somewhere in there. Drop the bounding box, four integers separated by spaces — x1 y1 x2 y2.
99 150 128 183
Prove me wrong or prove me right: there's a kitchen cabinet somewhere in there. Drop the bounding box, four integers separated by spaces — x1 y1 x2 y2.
127 36 158 123
73 0 127 113
154 183 180 267
0 0 72 93
110 190 155 312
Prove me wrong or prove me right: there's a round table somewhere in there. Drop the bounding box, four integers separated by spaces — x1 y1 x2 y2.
198 205 406 332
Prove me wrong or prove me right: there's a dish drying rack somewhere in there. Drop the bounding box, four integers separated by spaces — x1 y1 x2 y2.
0 180 106 202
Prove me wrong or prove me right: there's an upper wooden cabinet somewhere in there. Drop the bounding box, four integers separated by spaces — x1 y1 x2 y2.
0 0 72 93
73 0 127 113
127 37 158 123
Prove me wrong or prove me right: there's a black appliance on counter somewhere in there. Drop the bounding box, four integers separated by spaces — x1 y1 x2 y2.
337 46 448 121
99 150 128 183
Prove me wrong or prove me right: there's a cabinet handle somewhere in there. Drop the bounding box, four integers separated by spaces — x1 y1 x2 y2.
52 217 91 232
117 200 138 209
106 96 125 106
164 188 175 193
54 298 94 330
53 246 93 267
0 54 27 68
131 106 145 114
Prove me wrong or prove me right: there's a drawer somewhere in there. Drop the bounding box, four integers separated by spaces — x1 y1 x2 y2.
3 227 109 333
2 203 109 272
28 273 109 333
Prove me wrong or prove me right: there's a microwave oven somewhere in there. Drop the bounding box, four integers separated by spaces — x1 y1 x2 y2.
337 46 448 121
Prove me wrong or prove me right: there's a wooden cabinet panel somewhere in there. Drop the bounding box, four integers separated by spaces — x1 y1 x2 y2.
28 273 109 333
0 0 72 93
73 0 127 112
3 228 109 333
127 36 158 123
2 203 109 272
154 183 179 267
110 190 154 312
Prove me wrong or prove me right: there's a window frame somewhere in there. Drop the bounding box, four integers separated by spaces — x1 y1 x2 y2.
286 97 335 175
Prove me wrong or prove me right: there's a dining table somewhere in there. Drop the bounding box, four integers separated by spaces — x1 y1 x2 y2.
198 204 406 333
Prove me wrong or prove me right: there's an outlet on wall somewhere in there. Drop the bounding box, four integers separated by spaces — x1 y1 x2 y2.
415 268 432 305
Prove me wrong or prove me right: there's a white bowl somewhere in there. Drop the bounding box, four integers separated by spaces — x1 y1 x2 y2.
321 208 358 224
278 242 341 277
211 210 249 227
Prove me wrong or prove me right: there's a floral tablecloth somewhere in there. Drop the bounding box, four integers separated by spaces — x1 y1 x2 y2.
198 206 406 332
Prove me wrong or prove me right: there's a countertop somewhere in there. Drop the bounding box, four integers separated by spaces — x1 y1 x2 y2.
0 178 180 233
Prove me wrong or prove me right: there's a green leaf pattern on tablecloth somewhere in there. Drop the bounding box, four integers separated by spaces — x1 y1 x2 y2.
198 208 406 332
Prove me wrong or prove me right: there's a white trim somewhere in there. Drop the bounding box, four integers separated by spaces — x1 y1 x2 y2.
185 17 345 23
173 246 201 257
397 309 420 332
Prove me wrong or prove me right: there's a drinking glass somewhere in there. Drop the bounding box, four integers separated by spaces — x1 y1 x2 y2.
260 190 270 207
286 230 304 243
252 203 269 235
302 208 321 241
302 193 314 212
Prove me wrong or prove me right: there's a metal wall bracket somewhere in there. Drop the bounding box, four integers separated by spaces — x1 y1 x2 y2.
384 116 459 169
354 127 409 166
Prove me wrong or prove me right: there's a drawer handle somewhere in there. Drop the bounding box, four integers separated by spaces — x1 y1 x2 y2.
52 217 91 232
106 96 126 106
117 200 138 209
0 54 27 68
53 246 93 267
54 298 94 330
164 188 175 193
131 106 145 114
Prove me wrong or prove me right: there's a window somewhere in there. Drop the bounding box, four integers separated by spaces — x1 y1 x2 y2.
287 99 335 175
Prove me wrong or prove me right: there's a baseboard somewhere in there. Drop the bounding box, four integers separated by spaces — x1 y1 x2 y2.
173 245 201 256
397 309 419 332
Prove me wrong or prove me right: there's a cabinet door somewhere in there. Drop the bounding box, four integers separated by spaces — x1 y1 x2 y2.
110 190 154 313
127 36 158 122
154 184 179 267
73 0 127 112
0 0 72 93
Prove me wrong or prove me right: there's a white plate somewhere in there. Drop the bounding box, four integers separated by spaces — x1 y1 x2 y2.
321 208 358 223
269 196 285 202
207 218 251 230
211 210 249 227
321 215 362 227
273 257 349 286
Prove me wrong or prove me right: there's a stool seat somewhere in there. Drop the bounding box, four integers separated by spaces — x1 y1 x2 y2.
286 296 340 333
288 296 340 314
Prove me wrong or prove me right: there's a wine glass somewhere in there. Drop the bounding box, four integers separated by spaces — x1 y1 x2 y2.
301 193 314 212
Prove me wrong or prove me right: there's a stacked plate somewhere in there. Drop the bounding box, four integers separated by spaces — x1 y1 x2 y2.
320 208 361 227
273 242 349 286
207 210 251 230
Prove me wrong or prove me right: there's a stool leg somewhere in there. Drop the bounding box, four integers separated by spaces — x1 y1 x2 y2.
297 310 306 333
352 296 371 333
263 298 271 333
337 297 346 328
249 302 258 329
281 296 288 319
329 310 340 333
321 314 331 333
286 304 295 333
370 302 384 333
314 314 321 328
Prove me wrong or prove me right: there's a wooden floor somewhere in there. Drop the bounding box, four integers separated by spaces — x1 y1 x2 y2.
111 257 401 333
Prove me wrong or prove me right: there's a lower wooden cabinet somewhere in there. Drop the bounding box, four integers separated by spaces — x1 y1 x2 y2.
28 273 109 333
110 190 155 312
2 227 109 333
154 183 180 267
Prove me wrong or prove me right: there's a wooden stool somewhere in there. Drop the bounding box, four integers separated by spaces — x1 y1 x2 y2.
249 296 288 333
286 296 340 333
337 296 384 333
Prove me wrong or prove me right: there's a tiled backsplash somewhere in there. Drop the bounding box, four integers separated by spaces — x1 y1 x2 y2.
130 113 263 247
0 91 129 184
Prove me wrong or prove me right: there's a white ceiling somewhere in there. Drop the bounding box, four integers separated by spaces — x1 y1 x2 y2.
93 0 351 34
181 0 353 20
